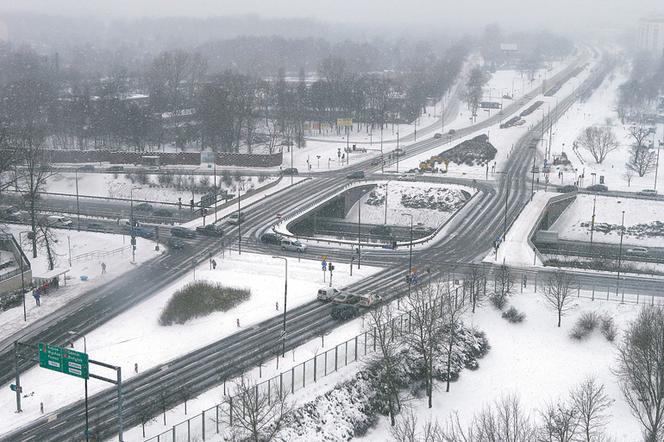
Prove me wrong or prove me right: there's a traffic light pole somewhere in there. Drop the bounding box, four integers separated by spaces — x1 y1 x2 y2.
14 341 21 413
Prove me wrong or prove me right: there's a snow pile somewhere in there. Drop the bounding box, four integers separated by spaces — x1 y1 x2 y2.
399 187 472 212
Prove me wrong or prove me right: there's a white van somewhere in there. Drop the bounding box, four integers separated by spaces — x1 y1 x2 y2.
46 215 73 228
280 238 307 253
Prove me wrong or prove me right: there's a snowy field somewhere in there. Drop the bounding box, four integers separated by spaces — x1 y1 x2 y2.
0 251 381 434
45 172 275 204
0 225 160 340
360 291 643 441
545 64 664 192
345 181 475 228
551 194 664 247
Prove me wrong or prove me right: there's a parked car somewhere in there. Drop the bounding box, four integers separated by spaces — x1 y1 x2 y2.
626 247 648 256
397 173 416 182
332 293 361 304
346 170 366 180
357 293 382 308
79 165 95 172
153 208 173 218
448 129 456 135
412 223 431 235
227 211 245 225
586 184 608 192
280 238 307 253
317 287 343 301
108 165 124 172
46 215 73 228
170 226 196 238
133 227 155 239
638 189 658 197
260 231 283 245
282 167 299 175
433 133 442 139
330 304 360 320
557 185 578 193
167 237 185 250
134 202 153 212
196 224 224 237
370 158 383 166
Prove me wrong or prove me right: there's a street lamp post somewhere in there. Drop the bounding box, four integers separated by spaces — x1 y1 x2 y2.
68 331 89 442
380 125 384 174
213 161 218 223
402 213 413 296
129 187 139 264
237 183 242 255
396 132 400 173
272 256 288 357
616 210 625 297
589 195 597 250
357 194 361 270
75 167 81 231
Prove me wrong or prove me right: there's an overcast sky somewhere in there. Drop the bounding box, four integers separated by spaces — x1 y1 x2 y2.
3 0 662 31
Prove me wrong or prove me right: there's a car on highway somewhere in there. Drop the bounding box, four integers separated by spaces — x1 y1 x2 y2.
46 215 73 228
331 292 361 304
227 211 245 225
153 208 173 218
357 293 382 307
317 287 343 301
134 202 153 212
638 189 658 197
167 237 185 250
330 304 360 320
397 173 416 181
433 133 442 139
448 129 456 135
282 167 299 175
346 170 366 180
586 184 608 192
413 223 432 235
281 238 307 253
370 158 383 166
86 222 106 231
557 185 578 193
170 226 196 238
133 226 155 239
196 224 224 237
626 247 648 256
108 166 124 172
369 225 392 237
260 231 283 245
79 165 95 172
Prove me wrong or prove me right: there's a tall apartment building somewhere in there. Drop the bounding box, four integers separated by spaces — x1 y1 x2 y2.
637 16 664 56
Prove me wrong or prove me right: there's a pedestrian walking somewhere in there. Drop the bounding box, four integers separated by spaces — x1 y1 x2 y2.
211 259 217 270
236 318 240 327
101 262 106 274
134 363 138 373
33 289 41 306
40 402 44 414
275 302 279 311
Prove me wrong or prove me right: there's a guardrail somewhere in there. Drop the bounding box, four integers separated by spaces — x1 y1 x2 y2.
70 245 131 263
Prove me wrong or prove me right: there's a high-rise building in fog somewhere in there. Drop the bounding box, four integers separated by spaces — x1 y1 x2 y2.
637 16 664 56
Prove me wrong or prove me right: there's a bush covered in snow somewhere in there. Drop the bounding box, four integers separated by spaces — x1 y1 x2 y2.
279 325 489 441
570 312 616 342
600 315 617 341
400 188 471 212
159 281 250 325
501 306 526 323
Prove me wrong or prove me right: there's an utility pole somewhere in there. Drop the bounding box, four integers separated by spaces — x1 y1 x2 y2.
237 184 242 255
616 210 625 297
384 181 388 225
396 132 400 173
654 139 662 190
380 125 384 173
589 195 597 250
75 168 81 231
213 161 218 223
272 256 288 357
402 213 413 296
503 184 510 240
357 197 361 269
14 341 21 413
531 152 536 200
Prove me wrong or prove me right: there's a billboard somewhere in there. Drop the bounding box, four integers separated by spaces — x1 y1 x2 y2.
336 118 353 127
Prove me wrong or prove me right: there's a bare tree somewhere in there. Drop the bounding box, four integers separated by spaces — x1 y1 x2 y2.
463 67 489 120
36 221 58 270
626 144 656 177
367 304 404 426
537 399 579 442
492 264 515 310
614 306 664 442
442 286 468 393
391 409 443 442
403 278 447 408
623 170 634 187
543 270 576 327
576 127 619 164
222 376 291 442
136 402 158 438
570 377 613 442
627 126 652 148
464 266 487 314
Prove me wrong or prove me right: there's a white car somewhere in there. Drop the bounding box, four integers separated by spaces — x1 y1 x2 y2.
46 215 73 228
357 293 382 307
317 287 342 301
626 247 648 256
281 238 307 253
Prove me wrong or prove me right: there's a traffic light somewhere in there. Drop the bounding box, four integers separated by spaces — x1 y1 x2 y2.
328 263 334 272
10 384 22 393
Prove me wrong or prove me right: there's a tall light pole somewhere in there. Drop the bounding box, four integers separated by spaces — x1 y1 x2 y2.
357 193 362 269
272 256 287 357
402 212 413 296
616 209 625 297
396 132 400 173
237 182 242 255
654 139 662 190
589 195 597 250
380 125 384 174
129 187 139 264
503 182 510 240
213 161 218 223
68 330 88 442
384 181 389 225
75 167 81 231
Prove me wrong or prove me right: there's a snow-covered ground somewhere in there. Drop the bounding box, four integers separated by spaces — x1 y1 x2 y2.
45 172 275 204
551 194 664 247
545 64 664 192
360 290 643 441
0 251 381 434
345 181 475 228
0 225 161 340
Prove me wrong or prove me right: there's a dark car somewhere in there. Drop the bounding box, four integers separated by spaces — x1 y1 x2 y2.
196 224 224 237
79 165 95 172
370 158 383 166
260 231 283 245
346 171 365 180
133 227 155 239
153 208 173 218
369 225 392 238
586 184 608 192
448 129 456 135
171 226 196 238
167 237 185 250
433 133 442 139
108 166 124 172
87 222 105 231
282 168 299 175
330 304 360 320
557 185 578 193
134 202 153 212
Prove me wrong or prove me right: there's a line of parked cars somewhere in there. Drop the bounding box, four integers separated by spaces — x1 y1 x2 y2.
317 287 382 320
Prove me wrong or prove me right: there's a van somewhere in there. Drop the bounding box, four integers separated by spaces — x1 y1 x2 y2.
46 215 73 228
317 287 342 301
357 293 382 307
280 238 307 253
626 247 648 256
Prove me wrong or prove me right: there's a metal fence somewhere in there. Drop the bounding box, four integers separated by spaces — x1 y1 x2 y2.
70 245 130 263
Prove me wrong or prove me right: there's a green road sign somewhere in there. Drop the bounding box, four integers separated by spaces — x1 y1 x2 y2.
38 343 89 379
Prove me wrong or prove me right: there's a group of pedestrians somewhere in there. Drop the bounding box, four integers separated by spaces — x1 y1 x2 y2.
32 277 59 306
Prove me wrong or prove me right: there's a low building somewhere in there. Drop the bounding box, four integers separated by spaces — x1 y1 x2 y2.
0 233 31 302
